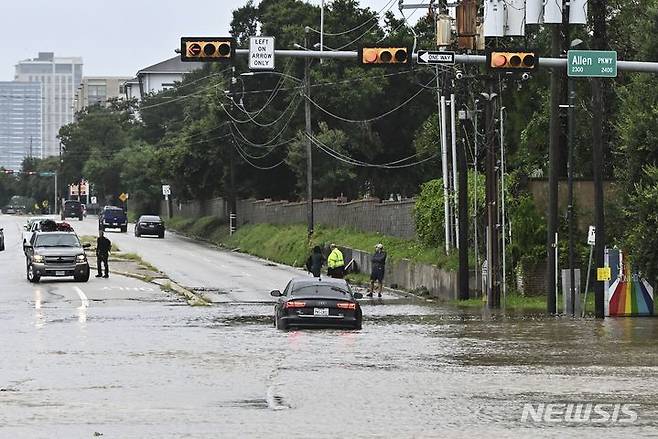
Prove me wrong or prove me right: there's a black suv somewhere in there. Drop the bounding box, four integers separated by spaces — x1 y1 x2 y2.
99 206 127 232
62 200 84 221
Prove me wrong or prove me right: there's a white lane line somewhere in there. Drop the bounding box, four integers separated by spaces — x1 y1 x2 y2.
73 286 89 309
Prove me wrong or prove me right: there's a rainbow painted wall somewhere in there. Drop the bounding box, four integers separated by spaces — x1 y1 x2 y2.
605 250 654 317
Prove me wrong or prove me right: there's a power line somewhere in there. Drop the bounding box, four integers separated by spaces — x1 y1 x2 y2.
302 75 435 124
306 0 397 37
305 132 437 169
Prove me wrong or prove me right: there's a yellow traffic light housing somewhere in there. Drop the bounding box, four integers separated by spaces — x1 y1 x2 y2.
359 47 410 65
487 50 538 71
181 37 235 62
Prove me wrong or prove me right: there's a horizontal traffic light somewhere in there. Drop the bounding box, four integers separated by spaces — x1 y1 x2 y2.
359 47 410 65
487 50 538 71
181 37 236 62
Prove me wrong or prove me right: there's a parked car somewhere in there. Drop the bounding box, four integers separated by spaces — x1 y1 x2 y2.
24 231 90 283
0 228 4 251
98 206 127 232
271 277 363 330
134 215 165 238
61 200 84 221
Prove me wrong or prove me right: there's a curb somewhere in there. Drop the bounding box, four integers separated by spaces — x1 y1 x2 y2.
110 269 210 306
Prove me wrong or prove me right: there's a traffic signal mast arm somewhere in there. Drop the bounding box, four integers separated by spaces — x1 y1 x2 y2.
229 48 658 73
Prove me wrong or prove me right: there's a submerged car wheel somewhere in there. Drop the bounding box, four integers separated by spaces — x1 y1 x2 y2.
74 270 90 282
275 316 288 330
27 263 40 283
121 226 127 233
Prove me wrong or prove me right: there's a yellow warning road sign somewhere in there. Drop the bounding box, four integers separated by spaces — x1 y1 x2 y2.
597 267 611 281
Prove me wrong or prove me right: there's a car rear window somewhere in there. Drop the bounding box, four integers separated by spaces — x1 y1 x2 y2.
291 284 353 298
140 216 161 222
104 208 126 217
65 201 81 207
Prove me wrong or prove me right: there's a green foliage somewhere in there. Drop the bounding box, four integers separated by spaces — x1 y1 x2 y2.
623 166 658 283
507 194 546 268
414 174 485 248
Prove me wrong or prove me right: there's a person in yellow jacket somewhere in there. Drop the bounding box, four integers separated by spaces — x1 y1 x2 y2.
327 243 345 278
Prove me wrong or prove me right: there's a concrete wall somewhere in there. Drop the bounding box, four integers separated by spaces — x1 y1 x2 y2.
527 179 618 232
342 245 480 300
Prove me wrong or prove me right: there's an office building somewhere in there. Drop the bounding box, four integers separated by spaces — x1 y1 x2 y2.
0 81 42 170
14 52 82 157
73 76 132 113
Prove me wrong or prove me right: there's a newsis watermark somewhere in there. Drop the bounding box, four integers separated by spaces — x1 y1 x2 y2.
521 402 640 424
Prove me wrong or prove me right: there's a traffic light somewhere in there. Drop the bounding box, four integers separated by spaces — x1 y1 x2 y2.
180 37 236 62
359 47 410 65
487 50 538 71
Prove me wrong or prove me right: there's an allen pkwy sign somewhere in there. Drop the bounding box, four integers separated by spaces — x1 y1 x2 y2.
567 50 617 77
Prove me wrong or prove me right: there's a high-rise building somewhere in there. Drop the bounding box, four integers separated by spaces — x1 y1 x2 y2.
0 81 42 170
73 76 132 113
14 52 82 157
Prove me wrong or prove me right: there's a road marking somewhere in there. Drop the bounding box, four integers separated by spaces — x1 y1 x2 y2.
73 286 89 309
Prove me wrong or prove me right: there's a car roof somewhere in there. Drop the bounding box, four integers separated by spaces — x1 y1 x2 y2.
289 277 350 288
104 206 122 210
34 231 78 236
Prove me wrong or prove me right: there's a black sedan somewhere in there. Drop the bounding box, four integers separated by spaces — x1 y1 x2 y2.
134 215 165 238
271 277 363 330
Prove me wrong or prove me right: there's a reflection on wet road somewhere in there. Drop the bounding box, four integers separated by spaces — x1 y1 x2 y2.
3 298 658 438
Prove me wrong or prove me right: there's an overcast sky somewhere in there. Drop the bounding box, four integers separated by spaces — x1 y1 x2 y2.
0 0 422 81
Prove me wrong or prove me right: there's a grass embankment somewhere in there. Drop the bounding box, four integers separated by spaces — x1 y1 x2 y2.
167 216 604 312
450 291 599 314
166 216 459 270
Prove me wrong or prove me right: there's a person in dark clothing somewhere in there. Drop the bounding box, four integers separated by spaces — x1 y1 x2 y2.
96 230 112 278
306 245 325 278
368 243 387 297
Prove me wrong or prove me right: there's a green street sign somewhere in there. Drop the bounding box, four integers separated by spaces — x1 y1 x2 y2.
39 171 55 177
567 50 617 77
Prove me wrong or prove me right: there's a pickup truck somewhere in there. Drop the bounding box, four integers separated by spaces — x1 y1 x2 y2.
24 231 90 283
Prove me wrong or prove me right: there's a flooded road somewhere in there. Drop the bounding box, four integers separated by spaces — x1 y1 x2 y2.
1 215 657 438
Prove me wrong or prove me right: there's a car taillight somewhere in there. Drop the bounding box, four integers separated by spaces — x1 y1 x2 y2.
337 302 356 310
284 301 306 309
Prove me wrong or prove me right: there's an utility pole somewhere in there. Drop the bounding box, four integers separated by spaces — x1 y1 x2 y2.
567 66 576 316
591 0 607 319
547 25 562 314
483 88 499 308
458 136 469 300
304 27 314 239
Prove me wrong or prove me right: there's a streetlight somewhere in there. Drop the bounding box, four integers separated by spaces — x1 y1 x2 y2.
567 37 583 316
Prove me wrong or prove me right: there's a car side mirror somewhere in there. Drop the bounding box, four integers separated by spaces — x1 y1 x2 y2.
353 292 363 299
23 225 28 230
270 290 282 297
24 243 32 248
83 243 91 249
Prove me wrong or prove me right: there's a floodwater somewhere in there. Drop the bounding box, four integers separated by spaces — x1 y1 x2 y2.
2 292 657 438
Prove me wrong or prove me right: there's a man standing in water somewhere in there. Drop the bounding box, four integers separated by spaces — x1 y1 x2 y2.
368 243 387 297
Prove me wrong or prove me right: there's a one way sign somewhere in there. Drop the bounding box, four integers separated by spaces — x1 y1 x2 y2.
417 50 455 65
